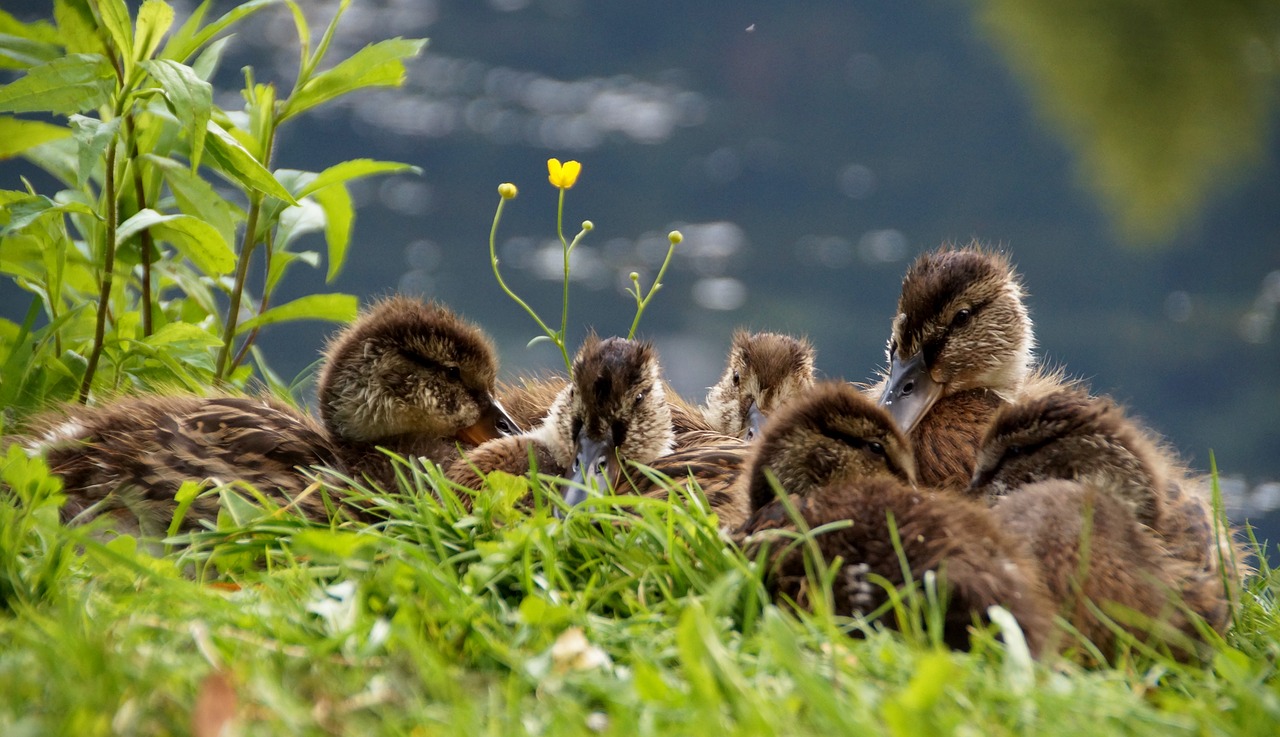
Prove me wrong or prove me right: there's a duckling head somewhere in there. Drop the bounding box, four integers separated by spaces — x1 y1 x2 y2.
317 296 518 445
563 335 674 507
878 245 1033 433
704 330 817 441
969 389 1164 524
746 382 916 514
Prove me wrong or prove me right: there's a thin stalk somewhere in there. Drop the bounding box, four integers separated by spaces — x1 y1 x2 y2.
214 196 263 381
125 114 155 337
79 139 120 402
557 188 569 349
231 229 275 370
627 236 678 340
488 194 570 373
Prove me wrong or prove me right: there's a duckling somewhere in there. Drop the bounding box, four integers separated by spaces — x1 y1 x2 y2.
30 297 516 532
873 244 1067 491
700 330 816 440
738 383 1056 656
970 389 1241 651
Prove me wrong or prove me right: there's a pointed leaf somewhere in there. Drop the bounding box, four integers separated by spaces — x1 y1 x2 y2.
145 154 238 249
296 158 420 199
135 0 174 62
162 0 275 64
140 59 211 168
117 209 234 275
284 38 426 120
203 121 297 204
1 194 96 234
234 293 358 334
0 117 70 159
190 35 230 81
68 114 121 188
97 0 134 63
0 32 62 69
0 53 115 114
53 0 100 56
311 184 352 282
144 321 220 347
274 197 325 252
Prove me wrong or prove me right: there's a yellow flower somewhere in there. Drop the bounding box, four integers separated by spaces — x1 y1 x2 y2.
547 158 582 189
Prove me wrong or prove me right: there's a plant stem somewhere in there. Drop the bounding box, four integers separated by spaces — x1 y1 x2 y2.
215 196 263 382
557 188 569 351
489 196 570 373
125 114 155 337
231 230 275 371
627 239 676 340
79 138 120 402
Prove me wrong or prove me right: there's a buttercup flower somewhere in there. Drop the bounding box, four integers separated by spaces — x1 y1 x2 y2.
548 158 582 189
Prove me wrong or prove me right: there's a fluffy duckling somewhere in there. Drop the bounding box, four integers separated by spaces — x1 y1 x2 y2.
739 383 1056 656
874 245 1064 491
700 330 816 440
970 388 1240 653
31 297 516 531
448 335 675 506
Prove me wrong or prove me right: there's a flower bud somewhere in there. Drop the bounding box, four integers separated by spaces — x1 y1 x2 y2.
668 230 683 245
582 220 594 232
498 182 518 199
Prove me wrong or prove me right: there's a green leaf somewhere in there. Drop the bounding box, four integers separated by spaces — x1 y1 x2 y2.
312 184 352 282
0 53 115 115
0 32 63 69
296 158 421 199
144 321 220 347
134 0 174 62
190 35 230 81
116 209 235 275
291 529 378 563
162 0 275 64
97 0 134 64
234 293 358 334
203 121 298 204
139 59 211 169
0 117 71 159
51 0 97 56
284 37 427 120
145 155 239 249
275 197 325 253
0 194 96 234
68 114 121 188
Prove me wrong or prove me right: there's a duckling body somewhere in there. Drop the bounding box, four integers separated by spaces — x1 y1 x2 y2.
28 297 514 530
970 388 1243 654
874 245 1065 492
737 383 1055 655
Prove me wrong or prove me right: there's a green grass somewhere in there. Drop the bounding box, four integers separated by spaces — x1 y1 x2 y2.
1 449 1278 736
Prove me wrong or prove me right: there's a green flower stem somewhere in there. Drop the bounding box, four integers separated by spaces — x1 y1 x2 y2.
627 238 677 340
215 195 263 382
489 195 571 373
558 188 569 355
78 133 119 403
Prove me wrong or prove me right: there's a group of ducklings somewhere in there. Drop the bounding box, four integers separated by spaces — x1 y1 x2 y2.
19 244 1245 662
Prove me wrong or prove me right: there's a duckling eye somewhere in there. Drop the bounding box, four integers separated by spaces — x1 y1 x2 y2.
732 370 741 387
951 308 973 329
635 390 647 405
867 441 885 457
495 416 516 435
445 365 462 381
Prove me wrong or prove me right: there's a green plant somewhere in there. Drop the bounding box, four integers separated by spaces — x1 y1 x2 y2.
0 0 424 418
488 158 682 375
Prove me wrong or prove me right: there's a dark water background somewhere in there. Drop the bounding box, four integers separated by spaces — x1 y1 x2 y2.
2 1 1278 553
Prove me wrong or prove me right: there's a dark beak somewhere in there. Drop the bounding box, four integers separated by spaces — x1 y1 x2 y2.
557 432 613 517
877 352 943 433
744 399 766 442
455 397 521 446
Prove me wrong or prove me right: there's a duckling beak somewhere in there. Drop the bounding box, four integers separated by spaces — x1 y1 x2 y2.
744 400 766 442
878 352 943 433
455 398 521 446
560 432 613 515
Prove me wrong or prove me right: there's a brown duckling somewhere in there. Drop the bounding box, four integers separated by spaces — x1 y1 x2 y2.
738 383 1056 656
30 297 516 532
970 388 1241 652
700 330 816 441
873 244 1066 491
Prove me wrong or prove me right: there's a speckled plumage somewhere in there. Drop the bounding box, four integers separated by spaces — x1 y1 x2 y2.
28 297 513 531
701 331 816 439
971 388 1244 653
737 383 1055 656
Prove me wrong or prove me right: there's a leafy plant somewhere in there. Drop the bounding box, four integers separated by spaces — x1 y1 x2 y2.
0 0 424 421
